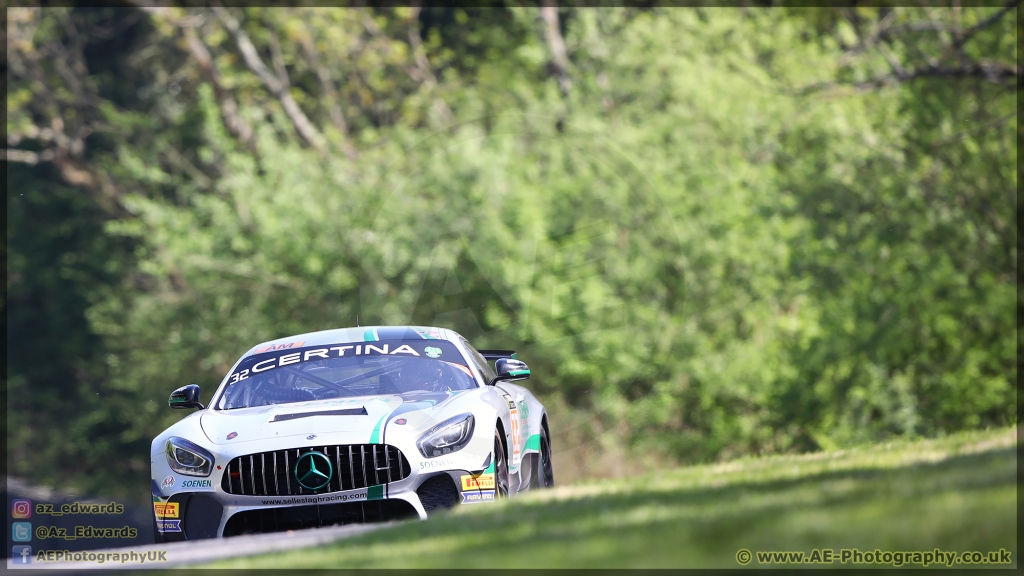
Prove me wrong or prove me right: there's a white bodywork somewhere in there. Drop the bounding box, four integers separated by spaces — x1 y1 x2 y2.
150 326 547 539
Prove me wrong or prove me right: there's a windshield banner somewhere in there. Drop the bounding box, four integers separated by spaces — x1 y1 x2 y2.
225 339 467 384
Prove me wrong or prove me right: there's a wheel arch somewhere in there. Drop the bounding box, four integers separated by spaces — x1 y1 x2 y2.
494 416 508 454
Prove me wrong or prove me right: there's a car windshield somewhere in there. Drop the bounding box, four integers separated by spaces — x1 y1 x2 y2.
215 339 477 410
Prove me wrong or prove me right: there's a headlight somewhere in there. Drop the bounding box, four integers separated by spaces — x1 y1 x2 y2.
165 437 214 477
417 413 475 458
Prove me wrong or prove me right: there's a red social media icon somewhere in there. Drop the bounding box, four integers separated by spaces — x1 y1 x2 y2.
12 499 32 518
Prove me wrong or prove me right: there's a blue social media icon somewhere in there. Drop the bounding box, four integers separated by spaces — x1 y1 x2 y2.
12 545 33 564
12 522 32 542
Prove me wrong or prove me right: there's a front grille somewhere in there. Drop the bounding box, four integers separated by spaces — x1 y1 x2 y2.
223 500 418 537
221 444 411 496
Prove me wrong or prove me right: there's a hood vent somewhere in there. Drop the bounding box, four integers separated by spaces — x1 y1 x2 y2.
271 407 367 422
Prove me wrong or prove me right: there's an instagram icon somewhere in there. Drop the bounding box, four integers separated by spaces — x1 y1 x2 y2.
11 499 32 518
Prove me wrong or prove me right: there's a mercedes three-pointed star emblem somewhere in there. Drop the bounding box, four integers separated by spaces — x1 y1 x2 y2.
294 451 333 491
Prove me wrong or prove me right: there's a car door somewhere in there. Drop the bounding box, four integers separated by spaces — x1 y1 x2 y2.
459 339 528 492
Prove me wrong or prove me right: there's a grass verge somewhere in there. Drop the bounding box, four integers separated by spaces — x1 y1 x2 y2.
207 426 1017 568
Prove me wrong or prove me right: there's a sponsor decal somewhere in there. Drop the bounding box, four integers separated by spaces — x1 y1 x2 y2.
254 341 306 354
461 490 496 504
410 327 442 339
502 393 515 410
510 407 522 466
181 479 212 489
161 476 175 489
461 473 496 490
517 399 531 421
258 490 368 506
153 502 179 518
156 519 181 533
419 458 455 470
226 339 474 385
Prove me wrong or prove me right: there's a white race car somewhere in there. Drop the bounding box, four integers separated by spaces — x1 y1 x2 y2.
150 326 553 541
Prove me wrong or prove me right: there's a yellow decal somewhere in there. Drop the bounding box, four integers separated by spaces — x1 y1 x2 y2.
154 502 179 518
461 473 496 491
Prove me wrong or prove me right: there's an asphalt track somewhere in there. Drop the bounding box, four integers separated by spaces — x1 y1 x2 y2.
7 522 392 572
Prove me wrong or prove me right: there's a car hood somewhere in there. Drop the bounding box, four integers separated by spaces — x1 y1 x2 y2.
199 391 464 446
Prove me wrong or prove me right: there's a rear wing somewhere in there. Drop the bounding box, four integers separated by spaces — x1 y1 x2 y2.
478 349 517 361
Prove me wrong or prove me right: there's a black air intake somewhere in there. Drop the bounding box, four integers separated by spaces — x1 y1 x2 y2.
416 474 460 513
223 500 418 536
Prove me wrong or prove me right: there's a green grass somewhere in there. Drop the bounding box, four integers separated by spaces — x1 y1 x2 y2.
207 427 1017 568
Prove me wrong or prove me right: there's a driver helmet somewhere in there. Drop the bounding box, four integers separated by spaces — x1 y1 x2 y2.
389 360 456 393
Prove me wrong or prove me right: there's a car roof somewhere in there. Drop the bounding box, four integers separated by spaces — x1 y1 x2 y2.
243 326 459 358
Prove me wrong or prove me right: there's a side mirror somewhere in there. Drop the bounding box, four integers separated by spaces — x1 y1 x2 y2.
169 384 204 410
488 358 531 386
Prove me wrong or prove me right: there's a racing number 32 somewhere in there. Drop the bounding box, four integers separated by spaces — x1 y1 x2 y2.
510 408 522 465
228 369 250 384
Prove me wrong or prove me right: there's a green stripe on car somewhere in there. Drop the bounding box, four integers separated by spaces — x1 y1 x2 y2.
525 433 541 452
369 412 389 444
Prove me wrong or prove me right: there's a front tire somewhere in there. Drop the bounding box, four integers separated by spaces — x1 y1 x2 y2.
494 428 510 498
541 424 555 487
532 423 555 489
153 514 163 544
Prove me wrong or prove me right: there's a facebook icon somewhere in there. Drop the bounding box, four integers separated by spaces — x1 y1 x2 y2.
12 545 32 565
